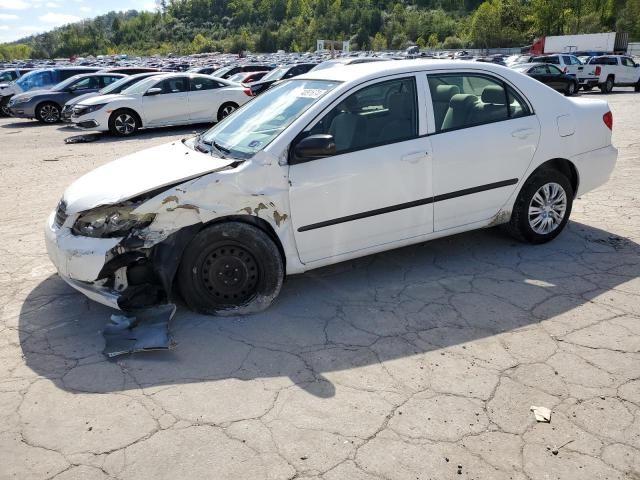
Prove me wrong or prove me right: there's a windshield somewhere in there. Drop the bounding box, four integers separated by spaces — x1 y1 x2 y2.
121 76 161 95
260 66 287 82
201 79 339 159
211 66 232 78
52 75 82 91
311 61 345 72
16 70 54 90
101 75 147 94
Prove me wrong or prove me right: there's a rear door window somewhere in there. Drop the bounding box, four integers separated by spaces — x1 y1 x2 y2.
427 73 530 133
190 77 220 91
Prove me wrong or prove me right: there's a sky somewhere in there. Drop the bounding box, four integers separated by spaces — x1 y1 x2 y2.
0 0 158 43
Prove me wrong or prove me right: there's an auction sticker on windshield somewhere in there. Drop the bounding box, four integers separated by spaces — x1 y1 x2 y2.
297 88 327 98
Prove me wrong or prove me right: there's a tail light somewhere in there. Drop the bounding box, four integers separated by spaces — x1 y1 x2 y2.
603 111 613 130
243 88 254 97
595 66 601 76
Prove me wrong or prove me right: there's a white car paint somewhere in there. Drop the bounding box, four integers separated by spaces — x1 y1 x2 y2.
45 60 617 310
71 73 251 132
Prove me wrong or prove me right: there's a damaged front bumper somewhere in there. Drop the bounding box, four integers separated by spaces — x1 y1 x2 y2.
45 210 124 309
45 208 199 311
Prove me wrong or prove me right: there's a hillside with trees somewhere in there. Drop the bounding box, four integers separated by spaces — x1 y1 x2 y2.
1 0 639 60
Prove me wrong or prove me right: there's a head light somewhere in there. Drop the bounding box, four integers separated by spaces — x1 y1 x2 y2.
13 96 32 104
81 103 106 114
72 206 155 238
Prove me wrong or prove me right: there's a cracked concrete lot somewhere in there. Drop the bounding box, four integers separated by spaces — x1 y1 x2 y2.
1 89 639 480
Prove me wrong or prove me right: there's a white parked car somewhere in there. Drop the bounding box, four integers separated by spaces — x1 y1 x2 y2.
586 55 640 93
70 73 251 136
46 60 617 314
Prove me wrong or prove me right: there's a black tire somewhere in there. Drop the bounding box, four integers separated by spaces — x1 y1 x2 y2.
217 102 238 122
177 222 284 315
582 85 593 92
504 168 574 244
635 81 640 93
36 102 61 123
108 109 140 136
565 81 577 96
599 76 614 94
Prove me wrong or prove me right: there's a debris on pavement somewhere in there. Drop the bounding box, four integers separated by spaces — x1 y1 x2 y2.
64 133 103 144
102 304 176 357
530 405 552 423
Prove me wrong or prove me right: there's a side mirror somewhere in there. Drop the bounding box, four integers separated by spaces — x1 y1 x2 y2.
291 134 336 164
145 87 163 96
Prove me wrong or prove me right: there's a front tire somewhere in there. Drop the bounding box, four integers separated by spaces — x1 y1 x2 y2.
505 168 573 244
36 102 61 123
635 81 640 93
177 222 284 315
217 102 238 122
565 81 577 96
108 109 140 136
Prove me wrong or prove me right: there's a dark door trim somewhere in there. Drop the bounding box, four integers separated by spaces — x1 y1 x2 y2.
297 178 519 232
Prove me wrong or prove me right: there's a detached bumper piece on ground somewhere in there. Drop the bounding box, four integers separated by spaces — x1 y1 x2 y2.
102 303 176 358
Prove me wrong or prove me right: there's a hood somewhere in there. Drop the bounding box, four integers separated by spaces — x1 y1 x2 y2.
78 93 132 106
67 91 98 106
63 140 236 214
13 88 54 100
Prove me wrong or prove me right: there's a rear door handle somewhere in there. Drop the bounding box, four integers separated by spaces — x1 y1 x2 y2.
401 152 427 163
512 128 535 139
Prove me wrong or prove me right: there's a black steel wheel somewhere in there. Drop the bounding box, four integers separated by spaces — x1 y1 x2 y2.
177 222 284 315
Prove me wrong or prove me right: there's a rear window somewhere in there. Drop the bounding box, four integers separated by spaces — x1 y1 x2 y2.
535 56 560 65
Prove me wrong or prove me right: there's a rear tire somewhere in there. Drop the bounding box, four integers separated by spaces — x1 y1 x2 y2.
36 102 61 123
504 168 573 244
599 76 614 94
217 102 238 122
108 109 140 136
177 222 284 315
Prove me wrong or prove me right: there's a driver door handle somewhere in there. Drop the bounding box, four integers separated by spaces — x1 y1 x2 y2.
401 152 427 163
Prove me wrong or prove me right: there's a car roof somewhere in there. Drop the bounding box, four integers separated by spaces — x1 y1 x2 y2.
71 72 127 79
298 59 511 83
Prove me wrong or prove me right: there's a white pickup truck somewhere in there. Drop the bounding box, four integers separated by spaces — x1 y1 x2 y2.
586 55 640 93
530 54 600 91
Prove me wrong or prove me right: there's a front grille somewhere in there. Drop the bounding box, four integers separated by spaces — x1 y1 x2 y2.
54 199 68 228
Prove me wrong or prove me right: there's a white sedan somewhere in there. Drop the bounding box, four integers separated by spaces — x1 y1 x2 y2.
71 73 252 136
46 60 617 314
